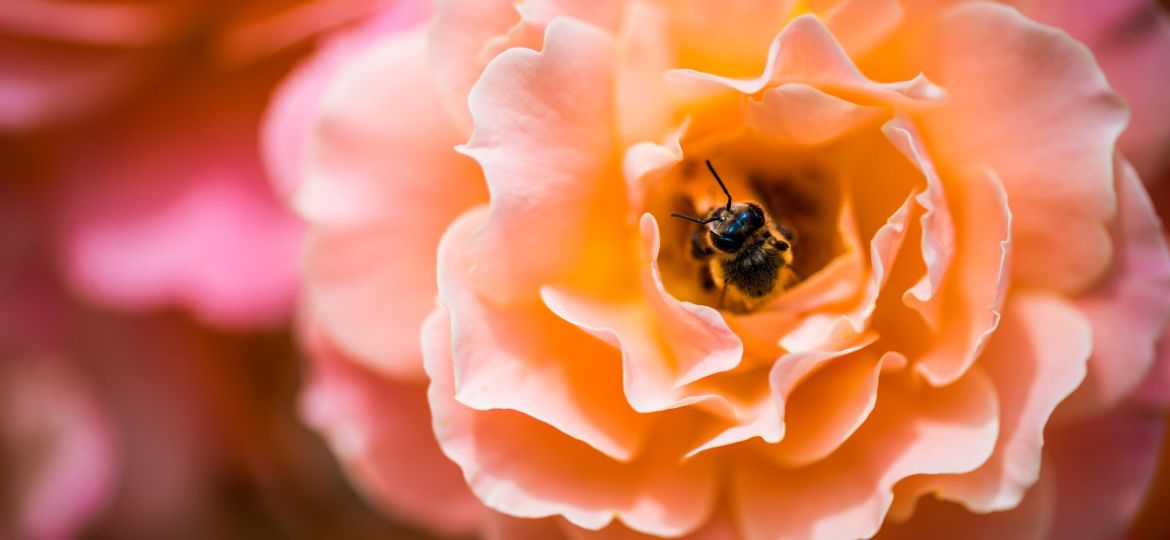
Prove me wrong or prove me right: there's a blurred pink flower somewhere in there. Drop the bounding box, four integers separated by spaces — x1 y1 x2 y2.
274 0 1170 539
56 63 303 329
40 0 425 329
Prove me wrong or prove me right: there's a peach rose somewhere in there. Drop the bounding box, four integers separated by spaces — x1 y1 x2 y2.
276 0 1170 538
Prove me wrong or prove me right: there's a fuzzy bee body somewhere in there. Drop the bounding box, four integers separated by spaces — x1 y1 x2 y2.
674 161 798 313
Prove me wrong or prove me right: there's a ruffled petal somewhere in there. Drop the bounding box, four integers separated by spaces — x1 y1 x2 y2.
920 2 1125 294
895 292 1091 512
300 322 484 537
746 83 883 146
544 214 743 414
439 208 650 462
460 18 624 303
428 213 719 534
879 460 1055 540
669 15 946 108
733 367 999 540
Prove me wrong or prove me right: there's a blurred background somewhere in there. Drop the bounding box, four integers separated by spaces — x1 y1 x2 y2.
1 0 1168 539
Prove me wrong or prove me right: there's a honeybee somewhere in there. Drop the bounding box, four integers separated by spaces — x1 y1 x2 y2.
671 160 798 313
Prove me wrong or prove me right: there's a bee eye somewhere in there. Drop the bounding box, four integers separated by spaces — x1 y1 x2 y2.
710 232 742 253
777 241 789 252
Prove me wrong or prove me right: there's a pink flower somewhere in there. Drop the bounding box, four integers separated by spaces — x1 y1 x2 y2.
275 0 1170 538
41 1 417 329
55 64 303 329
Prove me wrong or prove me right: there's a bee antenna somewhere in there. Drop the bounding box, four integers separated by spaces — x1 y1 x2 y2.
706 160 733 211
671 212 718 225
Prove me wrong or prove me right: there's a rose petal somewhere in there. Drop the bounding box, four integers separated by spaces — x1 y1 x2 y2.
815 0 904 56
882 119 955 331
299 28 486 378
1060 158 1170 419
616 1 676 144
669 15 946 108
543 214 743 414
733 367 999 540
300 323 484 537
901 163 1012 387
427 0 520 132
746 83 884 146
485 513 568 540
427 213 719 534
1020 0 1170 182
438 208 650 462
669 0 798 77
895 292 1091 512
1045 397 1168 540
460 18 623 303
262 0 428 201
879 460 1055 540
920 2 1125 294
764 350 890 467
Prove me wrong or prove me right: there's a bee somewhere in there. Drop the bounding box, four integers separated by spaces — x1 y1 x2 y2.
671 160 798 313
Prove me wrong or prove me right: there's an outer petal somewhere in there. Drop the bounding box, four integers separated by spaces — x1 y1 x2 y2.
919 2 1125 294
300 322 484 537
57 65 301 329
428 209 719 536
1045 397 1168 540
878 461 1055 540
1020 0 1170 181
894 292 1091 512
460 18 623 303
1060 159 1170 419
428 0 519 132
733 368 999 540
299 28 486 378
262 0 430 200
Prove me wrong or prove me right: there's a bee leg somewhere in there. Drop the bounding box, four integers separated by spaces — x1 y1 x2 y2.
698 265 716 292
719 284 728 310
690 228 714 260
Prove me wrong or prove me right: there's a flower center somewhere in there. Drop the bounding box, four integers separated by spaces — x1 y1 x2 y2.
652 142 846 313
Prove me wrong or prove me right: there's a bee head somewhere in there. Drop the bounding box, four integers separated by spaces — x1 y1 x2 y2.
707 202 765 253
671 160 770 253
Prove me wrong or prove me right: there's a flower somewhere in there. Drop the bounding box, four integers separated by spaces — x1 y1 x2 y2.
34 0 425 329
276 0 1170 538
